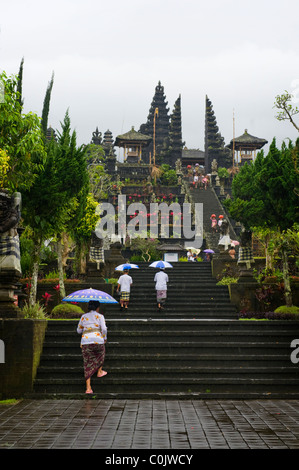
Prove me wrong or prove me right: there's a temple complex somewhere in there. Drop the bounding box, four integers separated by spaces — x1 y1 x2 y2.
89 83 268 189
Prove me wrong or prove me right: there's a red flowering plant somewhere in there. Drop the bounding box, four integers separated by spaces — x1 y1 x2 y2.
53 284 60 305
42 292 53 307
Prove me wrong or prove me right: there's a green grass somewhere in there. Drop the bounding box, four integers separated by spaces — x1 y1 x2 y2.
0 399 20 405
239 318 270 321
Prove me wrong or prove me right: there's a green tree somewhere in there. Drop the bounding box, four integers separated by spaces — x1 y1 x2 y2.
274 91 299 132
71 193 100 275
22 111 89 303
16 57 24 109
41 72 54 137
225 139 299 306
0 71 46 192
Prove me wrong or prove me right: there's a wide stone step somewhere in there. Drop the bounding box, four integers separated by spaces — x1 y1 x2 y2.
38 353 295 368
43 329 297 344
41 341 292 356
35 365 298 380
32 376 299 396
28 391 299 400
44 319 298 331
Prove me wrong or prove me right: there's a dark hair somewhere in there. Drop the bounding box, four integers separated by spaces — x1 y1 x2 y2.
88 300 101 311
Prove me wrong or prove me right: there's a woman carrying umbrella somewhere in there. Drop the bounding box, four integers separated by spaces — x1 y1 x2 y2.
77 300 108 394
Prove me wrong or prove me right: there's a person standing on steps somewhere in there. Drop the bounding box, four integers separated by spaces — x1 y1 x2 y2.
116 268 133 311
202 175 208 190
77 300 108 394
154 267 169 311
210 214 218 233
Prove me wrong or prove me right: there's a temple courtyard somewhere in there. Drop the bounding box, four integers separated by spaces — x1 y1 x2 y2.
1 398 299 450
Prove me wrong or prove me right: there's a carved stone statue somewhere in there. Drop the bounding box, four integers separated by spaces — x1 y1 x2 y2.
0 191 22 274
175 158 182 174
238 229 255 278
211 159 218 174
150 192 156 203
0 190 22 317
89 231 105 270
218 218 230 252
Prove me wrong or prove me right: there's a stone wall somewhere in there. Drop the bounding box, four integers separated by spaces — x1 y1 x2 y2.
0 319 47 399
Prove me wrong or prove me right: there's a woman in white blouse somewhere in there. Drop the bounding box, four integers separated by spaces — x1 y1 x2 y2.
77 300 108 394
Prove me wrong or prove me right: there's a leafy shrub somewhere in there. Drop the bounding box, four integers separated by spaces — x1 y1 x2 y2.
217 276 238 285
239 308 299 320
274 305 299 316
160 164 178 186
105 278 118 284
129 254 144 262
45 270 66 280
217 167 230 179
22 301 48 319
51 303 84 318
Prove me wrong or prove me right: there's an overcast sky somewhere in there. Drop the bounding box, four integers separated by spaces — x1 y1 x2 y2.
1 0 299 158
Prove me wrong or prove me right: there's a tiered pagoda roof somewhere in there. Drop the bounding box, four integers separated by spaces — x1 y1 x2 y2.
114 127 152 146
227 129 268 150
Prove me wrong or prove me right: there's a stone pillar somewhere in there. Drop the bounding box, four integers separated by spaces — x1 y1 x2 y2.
228 229 258 312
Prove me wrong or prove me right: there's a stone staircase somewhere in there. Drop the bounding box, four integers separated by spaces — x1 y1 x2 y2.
190 184 238 252
31 319 299 399
30 263 299 399
105 262 238 319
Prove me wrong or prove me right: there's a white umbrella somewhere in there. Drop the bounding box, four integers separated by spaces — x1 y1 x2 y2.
115 263 139 271
186 246 201 255
149 260 173 268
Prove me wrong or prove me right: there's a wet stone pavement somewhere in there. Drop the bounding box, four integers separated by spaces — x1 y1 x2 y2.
0 399 299 451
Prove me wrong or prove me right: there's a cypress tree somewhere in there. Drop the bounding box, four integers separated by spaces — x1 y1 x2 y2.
41 71 54 137
16 57 24 109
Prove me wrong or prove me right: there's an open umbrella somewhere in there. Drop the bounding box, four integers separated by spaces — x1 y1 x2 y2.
115 263 139 271
62 288 118 304
149 260 173 268
186 246 201 255
203 249 215 254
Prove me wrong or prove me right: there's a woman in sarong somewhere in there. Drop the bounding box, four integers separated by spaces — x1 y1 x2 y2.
77 300 108 394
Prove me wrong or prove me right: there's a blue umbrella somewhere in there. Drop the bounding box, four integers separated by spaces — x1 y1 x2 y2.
149 260 173 268
62 288 118 304
115 263 139 271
